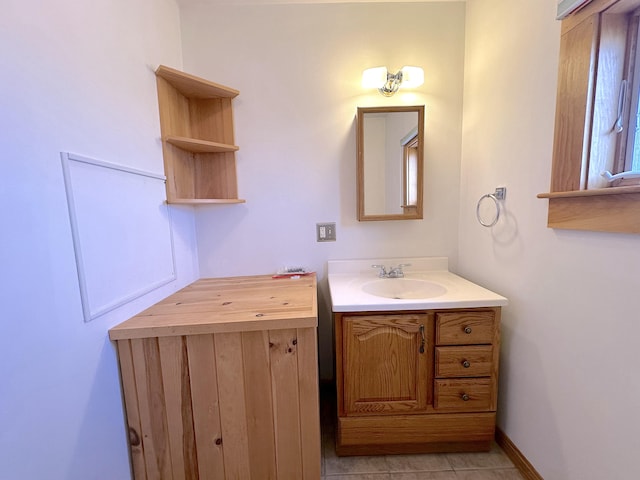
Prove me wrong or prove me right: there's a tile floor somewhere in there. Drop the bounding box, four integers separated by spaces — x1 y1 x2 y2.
320 386 525 480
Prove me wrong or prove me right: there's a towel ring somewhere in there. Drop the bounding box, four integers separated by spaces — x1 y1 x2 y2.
476 187 506 227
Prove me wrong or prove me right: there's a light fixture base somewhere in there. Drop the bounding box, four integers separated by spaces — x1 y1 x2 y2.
363 66 424 96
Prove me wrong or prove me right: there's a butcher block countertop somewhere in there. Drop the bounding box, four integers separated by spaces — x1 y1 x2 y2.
108 274 318 340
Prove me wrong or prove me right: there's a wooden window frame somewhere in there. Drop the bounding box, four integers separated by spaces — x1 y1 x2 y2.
402 134 419 213
539 0 640 233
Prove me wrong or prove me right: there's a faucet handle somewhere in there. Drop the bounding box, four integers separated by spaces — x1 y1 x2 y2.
391 263 411 272
388 263 411 278
371 264 387 277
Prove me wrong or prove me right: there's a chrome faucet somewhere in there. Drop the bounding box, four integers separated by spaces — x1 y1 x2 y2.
371 263 411 278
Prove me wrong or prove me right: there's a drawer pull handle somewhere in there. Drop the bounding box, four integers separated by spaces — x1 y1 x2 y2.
461 393 470 402
464 326 472 334
419 324 425 354
462 360 470 368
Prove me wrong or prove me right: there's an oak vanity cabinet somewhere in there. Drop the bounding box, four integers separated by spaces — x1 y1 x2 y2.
334 307 500 455
110 275 321 479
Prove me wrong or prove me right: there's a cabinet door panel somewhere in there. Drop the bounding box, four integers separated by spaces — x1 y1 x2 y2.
343 314 430 415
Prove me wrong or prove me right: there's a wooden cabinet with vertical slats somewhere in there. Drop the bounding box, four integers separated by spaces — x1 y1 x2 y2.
109 275 320 479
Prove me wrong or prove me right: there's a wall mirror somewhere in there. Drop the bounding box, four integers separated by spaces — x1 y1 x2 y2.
357 105 424 221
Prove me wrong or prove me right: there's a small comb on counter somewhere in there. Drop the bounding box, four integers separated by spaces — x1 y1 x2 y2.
272 266 314 279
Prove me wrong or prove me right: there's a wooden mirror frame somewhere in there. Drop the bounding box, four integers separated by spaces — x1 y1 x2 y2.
357 105 425 221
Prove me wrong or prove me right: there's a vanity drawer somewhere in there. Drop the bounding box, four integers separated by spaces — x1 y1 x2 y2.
435 311 496 345
435 346 493 378
434 378 492 411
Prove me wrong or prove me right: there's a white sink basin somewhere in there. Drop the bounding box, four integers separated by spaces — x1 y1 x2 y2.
327 257 508 312
362 278 447 300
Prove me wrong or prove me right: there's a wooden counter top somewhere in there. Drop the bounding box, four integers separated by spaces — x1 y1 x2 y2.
108 274 317 340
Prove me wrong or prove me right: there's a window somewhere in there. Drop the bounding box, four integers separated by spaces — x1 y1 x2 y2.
622 13 640 175
402 133 419 211
539 0 640 233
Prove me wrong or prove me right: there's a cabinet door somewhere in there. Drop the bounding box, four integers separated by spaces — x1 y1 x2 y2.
342 313 430 415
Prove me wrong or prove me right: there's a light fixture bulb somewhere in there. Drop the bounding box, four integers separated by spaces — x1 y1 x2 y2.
362 67 388 88
400 66 424 88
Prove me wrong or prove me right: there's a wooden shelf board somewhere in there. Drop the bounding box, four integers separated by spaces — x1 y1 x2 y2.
537 185 640 198
165 135 239 153
156 64 239 99
167 198 246 205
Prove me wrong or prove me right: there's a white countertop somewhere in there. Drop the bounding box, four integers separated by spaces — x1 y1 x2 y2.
328 257 508 312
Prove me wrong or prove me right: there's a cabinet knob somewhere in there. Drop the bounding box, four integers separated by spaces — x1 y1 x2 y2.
461 393 470 402
462 360 470 368
464 326 472 334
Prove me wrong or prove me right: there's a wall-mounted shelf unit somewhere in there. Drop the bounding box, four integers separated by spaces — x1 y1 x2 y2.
155 65 245 205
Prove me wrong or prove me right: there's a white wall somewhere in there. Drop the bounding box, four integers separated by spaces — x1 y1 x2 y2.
179 1 466 379
9 2 634 479
461 1 640 479
0 1 199 478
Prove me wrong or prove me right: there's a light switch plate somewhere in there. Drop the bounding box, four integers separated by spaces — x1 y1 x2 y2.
316 222 336 242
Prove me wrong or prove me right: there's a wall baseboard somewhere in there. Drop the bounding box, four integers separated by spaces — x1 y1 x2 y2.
495 427 544 480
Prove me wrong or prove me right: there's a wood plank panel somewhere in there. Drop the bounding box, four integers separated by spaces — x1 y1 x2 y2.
334 314 346 416
548 193 640 232
490 309 501 411
166 144 196 201
214 333 251 478
296 328 321 479
269 329 303 479
190 98 235 145
116 340 147 480
130 338 172 479
156 76 194 201
108 275 318 341
158 336 197 480
194 152 238 200
551 14 598 192
241 331 277 479
186 334 225 479
338 413 496 446
156 76 192 139
156 65 239 99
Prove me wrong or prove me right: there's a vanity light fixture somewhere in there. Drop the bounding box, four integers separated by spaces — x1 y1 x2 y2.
362 66 424 96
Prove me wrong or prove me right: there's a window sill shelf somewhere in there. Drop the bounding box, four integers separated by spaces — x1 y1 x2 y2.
537 187 640 233
537 185 640 199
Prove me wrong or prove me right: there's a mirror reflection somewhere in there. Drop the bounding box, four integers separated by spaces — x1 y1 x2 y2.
357 105 425 221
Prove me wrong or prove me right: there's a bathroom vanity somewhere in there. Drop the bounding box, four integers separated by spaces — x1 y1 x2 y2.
109 274 320 479
328 258 507 455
